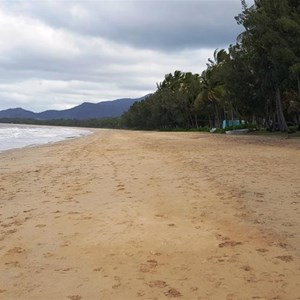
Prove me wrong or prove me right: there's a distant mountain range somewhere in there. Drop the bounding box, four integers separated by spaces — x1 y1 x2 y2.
0 97 144 120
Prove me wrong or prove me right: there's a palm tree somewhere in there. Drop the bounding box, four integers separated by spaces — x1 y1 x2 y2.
200 49 229 128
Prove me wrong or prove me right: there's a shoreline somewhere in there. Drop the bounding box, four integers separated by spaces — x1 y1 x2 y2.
0 130 299 299
0 123 93 153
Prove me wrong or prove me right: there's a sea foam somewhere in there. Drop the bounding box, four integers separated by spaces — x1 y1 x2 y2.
0 123 92 152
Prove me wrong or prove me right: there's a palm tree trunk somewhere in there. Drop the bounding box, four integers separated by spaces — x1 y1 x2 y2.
213 102 220 128
275 88 289 132
194 115 199 129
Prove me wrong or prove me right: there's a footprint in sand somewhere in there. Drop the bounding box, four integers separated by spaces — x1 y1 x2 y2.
23 208 36 213
5 261 20 267
93 267 102 272
256 248 268 253
35 224 46 228
67 296 81 300
4 229 17 235
43 252 54 258
7 247 25 254
117 184 125 191
218 240 242 248
164 288 182 298
139 259 158 273
112 276 121 289
146 280 168 288
241 265 252 271
275 255 293 262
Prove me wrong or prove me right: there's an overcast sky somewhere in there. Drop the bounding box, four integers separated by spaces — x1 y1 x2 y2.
0 0 251 112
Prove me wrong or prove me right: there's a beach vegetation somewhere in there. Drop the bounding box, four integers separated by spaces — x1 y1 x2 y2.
122 0 300 133
0 117 122 129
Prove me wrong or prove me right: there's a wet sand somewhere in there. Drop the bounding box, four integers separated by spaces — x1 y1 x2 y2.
0 129 300 299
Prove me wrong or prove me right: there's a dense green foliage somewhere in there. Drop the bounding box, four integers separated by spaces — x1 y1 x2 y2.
122 71 204 130
122 0 300 131
0 117 122 129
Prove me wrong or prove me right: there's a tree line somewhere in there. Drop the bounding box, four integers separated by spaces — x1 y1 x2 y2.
0 117 122 129
122 0 300 131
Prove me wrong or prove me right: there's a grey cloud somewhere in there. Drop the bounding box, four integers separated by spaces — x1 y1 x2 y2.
0 0 250 112
3 1 244 51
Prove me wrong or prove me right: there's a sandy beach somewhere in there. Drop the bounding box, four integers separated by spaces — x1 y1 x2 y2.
0 129 299 300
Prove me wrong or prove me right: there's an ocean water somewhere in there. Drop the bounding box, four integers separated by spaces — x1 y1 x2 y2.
0 123 92 152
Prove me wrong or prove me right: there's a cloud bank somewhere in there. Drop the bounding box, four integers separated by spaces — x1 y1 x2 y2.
0 1 246 112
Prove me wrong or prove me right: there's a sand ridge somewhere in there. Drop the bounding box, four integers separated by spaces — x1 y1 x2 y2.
0 130 299 299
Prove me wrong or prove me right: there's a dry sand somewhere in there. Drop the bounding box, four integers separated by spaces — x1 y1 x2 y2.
0 129 300 300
